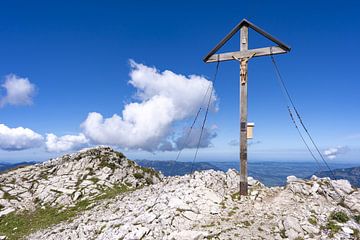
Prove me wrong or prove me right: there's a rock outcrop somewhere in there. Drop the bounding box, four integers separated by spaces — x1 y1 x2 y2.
0 146 162 214
29 171 359 240
0 147 359 240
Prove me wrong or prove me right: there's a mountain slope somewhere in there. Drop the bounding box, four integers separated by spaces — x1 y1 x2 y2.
27 172 360 240
314 166 360 187
0 148 359 240
0 146 162 214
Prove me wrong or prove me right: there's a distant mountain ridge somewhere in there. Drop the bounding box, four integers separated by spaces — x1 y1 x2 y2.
0 161 36 173
134 160 221 176
2 159 359 188
314 166 360 188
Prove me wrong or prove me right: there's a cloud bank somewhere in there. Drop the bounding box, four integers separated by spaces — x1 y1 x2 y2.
0 61 217 153
81 60 217 151
0 74 36 107
45 133 89 152
323 146 349 159
0 124 43 151
174 126 217 150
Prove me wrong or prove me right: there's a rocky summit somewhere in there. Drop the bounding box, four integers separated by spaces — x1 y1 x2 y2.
0 147 359 240
0 146 162 214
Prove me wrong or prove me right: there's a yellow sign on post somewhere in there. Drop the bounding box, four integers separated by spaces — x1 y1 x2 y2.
247 123 254 139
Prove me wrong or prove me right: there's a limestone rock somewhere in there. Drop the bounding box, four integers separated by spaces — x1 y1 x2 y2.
167 230 207 240
1 148 359 240
0 146 163 212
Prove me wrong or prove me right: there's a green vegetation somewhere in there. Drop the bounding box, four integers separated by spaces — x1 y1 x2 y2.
228 210 236 217
133 172 144 179
231 192 240 201
85 167 95 175
308 216 317 225
139 166 160 179
0 184 130 240
38 171 49 180
242 220 251 227
330 211 349 223
0 200 90 240
124 181 132 187
93 184 128 201
89 177 100 184
321 220 341 238
201 223 215 228
127 159 135 167
145 177 153 185
3 192 17 201
115 152 125 159
98 160 117 171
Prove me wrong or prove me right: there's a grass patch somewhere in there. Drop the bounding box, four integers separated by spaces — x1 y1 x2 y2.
330 211 349 223
98 160 117 171
228 210 236 217
201 223 215 228
140 166 160 179
115 152 125 159
133 173 144 179
321 220 341 237
308 216 317 225
0 200 90 240
89 177 100 184
93 184 128 201
231 192 240 201
0 184 130 240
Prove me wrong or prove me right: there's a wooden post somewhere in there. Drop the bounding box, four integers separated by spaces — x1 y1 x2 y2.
239 26 248 195
203 19 290 197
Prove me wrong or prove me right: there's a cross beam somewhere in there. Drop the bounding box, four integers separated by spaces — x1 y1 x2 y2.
203 19 290 196
204 46 287 63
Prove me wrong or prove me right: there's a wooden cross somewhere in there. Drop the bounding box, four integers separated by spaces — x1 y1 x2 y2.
203 19 290 195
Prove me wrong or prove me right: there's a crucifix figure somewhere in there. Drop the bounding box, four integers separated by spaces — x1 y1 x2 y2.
203 19 290 195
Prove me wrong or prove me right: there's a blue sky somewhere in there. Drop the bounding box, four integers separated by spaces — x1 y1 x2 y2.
0 0 359 163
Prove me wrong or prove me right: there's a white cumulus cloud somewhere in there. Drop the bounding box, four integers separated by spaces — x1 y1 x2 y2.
323 146 349 159
0 74 36 107
45 133 89 152
174 126 217 150
0 123 43 151
81 60 217 151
